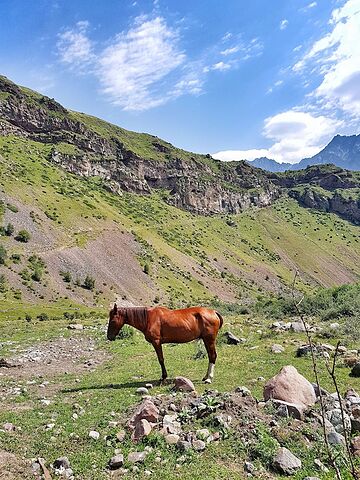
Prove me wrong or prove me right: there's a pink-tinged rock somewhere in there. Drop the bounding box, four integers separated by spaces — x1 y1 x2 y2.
351 436 360 457
132 419 152 442
264 365 316 412
3 423 16 432
174 377 195 392
128 399 159 429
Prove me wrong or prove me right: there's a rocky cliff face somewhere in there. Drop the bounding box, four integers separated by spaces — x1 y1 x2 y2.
0 75 359 219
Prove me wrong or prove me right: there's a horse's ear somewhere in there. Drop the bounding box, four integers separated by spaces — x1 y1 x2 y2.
113 303 118 313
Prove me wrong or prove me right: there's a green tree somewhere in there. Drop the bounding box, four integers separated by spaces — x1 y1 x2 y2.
4 223 14 236
15 230 31 243
0 245 7 265
83 274 95 291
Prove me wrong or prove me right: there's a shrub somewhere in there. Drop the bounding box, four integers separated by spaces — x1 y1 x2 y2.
83 275 95 291
15 229 31 243
0 274 7 293
61 271 72 283
118 325 134 340
37 313 49 321
143 263 150 275
0 245 7 265
25 314 32 323
6 203 18 213
10 253 21 264
4 223 14 236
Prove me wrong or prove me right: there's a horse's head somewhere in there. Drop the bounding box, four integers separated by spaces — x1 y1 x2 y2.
107 303 125 341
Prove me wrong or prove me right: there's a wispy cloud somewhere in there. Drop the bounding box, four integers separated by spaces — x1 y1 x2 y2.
56 15 263 111
300 1 317 12
280 19 288 30
293 0 360 118
57 21 94 67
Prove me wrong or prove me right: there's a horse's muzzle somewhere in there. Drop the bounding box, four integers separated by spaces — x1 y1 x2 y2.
107 334 116 341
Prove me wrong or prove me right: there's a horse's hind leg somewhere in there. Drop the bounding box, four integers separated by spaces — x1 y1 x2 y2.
202 337 217 384
152 342 168 383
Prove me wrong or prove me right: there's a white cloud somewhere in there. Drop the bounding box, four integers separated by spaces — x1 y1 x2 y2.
57 16 263 111
303 1 317 10
213 110 340 164
97 16 185 110
57 21 93 66
293 0 360 116
280 19 288 30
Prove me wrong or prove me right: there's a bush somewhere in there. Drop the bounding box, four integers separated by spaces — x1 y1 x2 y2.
61 271 72 283
0 245 7 265
25 314 32 323
143 263 150 275
4 223 14 236
10 253 21 264
83 275 95 291
6 203 18 213
118 325 134 340
37 313 49 321
15 229 31 243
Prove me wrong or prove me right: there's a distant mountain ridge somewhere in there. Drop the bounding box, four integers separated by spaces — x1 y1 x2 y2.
248 134 360 172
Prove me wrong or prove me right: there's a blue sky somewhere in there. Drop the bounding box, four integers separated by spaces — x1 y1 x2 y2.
1 0 359 163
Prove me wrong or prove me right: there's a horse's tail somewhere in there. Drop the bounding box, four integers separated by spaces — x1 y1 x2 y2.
215 311 224 329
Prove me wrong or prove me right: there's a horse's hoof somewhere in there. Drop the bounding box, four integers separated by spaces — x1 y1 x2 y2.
204 378 212 384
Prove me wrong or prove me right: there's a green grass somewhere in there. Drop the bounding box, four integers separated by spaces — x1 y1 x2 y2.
0 311 359 479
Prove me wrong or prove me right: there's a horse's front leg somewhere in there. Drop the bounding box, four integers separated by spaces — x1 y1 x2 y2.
152 341 168 383
202 337 217 384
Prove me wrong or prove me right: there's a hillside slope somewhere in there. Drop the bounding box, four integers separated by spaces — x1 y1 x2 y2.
0 76 360 310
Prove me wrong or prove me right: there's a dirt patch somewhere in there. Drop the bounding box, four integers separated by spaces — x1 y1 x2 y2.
0 334 109 399
0 449 33 480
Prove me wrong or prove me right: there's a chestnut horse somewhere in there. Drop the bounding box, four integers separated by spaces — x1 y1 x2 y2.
107 305 223 384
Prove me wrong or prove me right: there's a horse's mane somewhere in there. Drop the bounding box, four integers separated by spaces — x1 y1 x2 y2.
122 307 148 330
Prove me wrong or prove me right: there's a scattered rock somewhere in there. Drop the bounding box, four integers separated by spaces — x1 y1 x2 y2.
116 430 126 442
109 454 124 469
329 322 340 331
132 419 152 442
244 461 255 473
196 428 211 440
128 451 147 463
351 363 360 377
162 414 181 434
53 457 71 469
192 439 206 451
2 422 16 432
235 386 251 397
327 431 345 445
145 383 153 389
272 400 304 420
67 324 83 330
351 436 360 457
89 430 100 440
325 408 351 434
177 440 192 451
165 433 180 445
290 321 307 333
174 377 195 392
273 447 301 475
136 387 149 396
271 344 284 354
128 399 159 429
224 331 242 345
264 365 316 413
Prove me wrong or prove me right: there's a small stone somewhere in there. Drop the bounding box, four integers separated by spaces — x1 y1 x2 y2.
273 447 302 475
132 419 152 442
144 471 151 476
163 414 181 434
177 440 192 451
128 400 159 429
273 400 304 420
329 322 340 331
192 439 206 451
109 454 124 469
89 430 100 440
116 430 126 442
145 383 153 389
67 324 83 330
351 436 360 457
244 461 255 473
271 344 284 354
40 399 51 406
53 457 71 469
235 386 251 397
327 431 345 445
314 458 329 472
45 423 55 431
3 422 16 432
174 377 195 392
224 331 242 345
136 387 149 396
290 321 307 333
165 433 180 445
128 451 147 463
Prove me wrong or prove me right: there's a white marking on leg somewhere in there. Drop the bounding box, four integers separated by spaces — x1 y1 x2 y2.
204 362 215 383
